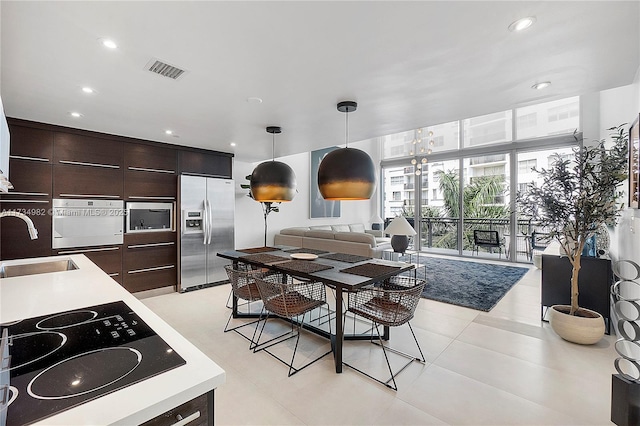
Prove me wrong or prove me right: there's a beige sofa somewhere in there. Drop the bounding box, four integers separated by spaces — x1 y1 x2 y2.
273 223 391 258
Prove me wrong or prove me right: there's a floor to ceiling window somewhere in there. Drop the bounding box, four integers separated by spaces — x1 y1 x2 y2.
379 96 581 263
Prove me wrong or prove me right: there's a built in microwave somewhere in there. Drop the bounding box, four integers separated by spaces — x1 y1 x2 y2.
126 202 174 233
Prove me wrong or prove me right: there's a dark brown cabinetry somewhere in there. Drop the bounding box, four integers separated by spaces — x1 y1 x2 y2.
179 150 232 178
125 144 177 201
123 232 177 292
53 246 123 284
541 254 613 327
53 133 123 199
0 124 54 260
141 391 213 426
3 119 233 294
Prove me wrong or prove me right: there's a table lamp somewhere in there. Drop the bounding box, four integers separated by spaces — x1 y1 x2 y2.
370 213 384 231
384 216 416 253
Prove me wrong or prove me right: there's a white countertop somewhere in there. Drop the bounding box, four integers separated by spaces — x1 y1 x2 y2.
0 254 225 425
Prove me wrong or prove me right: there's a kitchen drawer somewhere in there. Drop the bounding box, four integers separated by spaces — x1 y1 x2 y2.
2 158 52 195
8 123 54 161
0 200 51 260
125 143 177 174
54 246 123 284
141 392 212 426
124 242 176 271
123 263 176 292
53 164 123 198
125 170 177 201
54 132 123 167
178 150 232 178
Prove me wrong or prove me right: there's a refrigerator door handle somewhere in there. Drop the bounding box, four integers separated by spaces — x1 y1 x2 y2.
206 199 213 245
202 200 209 245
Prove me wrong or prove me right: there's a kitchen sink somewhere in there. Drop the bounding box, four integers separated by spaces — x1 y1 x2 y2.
0 259 78 278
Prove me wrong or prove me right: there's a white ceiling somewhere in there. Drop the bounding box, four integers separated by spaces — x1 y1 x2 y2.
1 1 638 163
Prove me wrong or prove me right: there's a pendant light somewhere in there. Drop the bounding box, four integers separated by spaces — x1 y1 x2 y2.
249 126 297 202
317 101 376 200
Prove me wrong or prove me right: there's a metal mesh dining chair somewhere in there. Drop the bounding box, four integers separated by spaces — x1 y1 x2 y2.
253 272 333 377
344 275 426 390
223 264 265 342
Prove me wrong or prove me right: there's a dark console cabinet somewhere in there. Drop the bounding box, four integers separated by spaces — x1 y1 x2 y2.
541 254 613 327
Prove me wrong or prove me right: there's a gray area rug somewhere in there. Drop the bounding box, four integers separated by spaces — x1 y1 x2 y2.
403 256 529 312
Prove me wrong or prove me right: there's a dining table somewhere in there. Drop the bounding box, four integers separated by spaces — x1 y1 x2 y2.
217 246 415 373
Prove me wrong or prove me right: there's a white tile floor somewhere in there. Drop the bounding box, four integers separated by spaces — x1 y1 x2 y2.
140 257 618 425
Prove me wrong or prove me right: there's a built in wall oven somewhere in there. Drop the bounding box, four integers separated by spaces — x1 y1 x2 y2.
52 199 124 249
125 202 174 233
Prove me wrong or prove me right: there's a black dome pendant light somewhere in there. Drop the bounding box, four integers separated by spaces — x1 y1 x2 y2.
249 126 297 202
317 101 376 200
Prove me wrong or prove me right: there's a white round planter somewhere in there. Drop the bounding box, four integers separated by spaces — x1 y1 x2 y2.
549 305 605 345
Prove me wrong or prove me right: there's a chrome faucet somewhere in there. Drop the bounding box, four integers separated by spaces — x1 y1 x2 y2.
0 211 38 239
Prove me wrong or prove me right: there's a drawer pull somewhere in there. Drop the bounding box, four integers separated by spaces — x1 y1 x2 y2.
10 155 49 162
128 242 175 249
59 160 120 169
57 247 120 254
128 166 175 174
59 194 121 199
128 265 175 274
128 196 176 200
172 411 200 426
0 191 49 197
0 199 49 204
108 272 120 277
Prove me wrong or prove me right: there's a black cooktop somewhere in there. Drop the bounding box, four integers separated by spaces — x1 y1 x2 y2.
0 301 186 426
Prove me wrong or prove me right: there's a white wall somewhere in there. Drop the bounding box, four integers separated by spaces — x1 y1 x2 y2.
233 138 379 248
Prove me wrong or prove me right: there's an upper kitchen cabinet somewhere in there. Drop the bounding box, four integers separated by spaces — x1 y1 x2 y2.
53 133 123 199
8 124 54 162
54 133 123 167
124 143 177 200
178 150 232 178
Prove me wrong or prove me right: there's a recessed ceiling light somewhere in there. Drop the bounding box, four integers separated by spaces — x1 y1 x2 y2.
165 130 173 135
100 38 118 49
230 142 236 147
70 112 82 118
508 16 536 32
247 97 263 104
531 81 551 90
82 87 94 94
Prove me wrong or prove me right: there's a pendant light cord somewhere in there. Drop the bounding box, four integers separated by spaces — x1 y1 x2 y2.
272 132 275 161
345 110 349 148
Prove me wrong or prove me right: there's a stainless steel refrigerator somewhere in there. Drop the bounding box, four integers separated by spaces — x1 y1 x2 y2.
179 175 234 292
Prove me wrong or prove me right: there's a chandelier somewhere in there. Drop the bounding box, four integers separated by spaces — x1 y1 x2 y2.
408 128 434 176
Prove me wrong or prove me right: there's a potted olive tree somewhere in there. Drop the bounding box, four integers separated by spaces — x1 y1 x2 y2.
518 126 628 344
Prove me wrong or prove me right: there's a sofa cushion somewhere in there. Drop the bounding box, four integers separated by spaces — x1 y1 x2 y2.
331 224 351 232
309 225 332 231
349 223 366 233
335 232 376 248
280 227 309 236
305 230 336 239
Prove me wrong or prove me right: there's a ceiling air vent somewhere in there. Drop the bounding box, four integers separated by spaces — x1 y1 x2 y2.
146 59 186 80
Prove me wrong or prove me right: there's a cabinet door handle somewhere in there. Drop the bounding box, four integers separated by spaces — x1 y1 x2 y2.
172 411 200 426
0 191 49 197
57 247 120 254
10 155 49 162
0 199 49 204
128 196 176 200
128 264 175 274
59 194 121 199
108 272 120 277
59 160 120 169
128 242 175 249
128 166 175 174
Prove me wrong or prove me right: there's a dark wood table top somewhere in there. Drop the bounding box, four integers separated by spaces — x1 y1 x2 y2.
217 246 415 291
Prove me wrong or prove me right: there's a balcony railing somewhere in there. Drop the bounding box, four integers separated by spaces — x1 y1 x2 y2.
385 216 548 262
